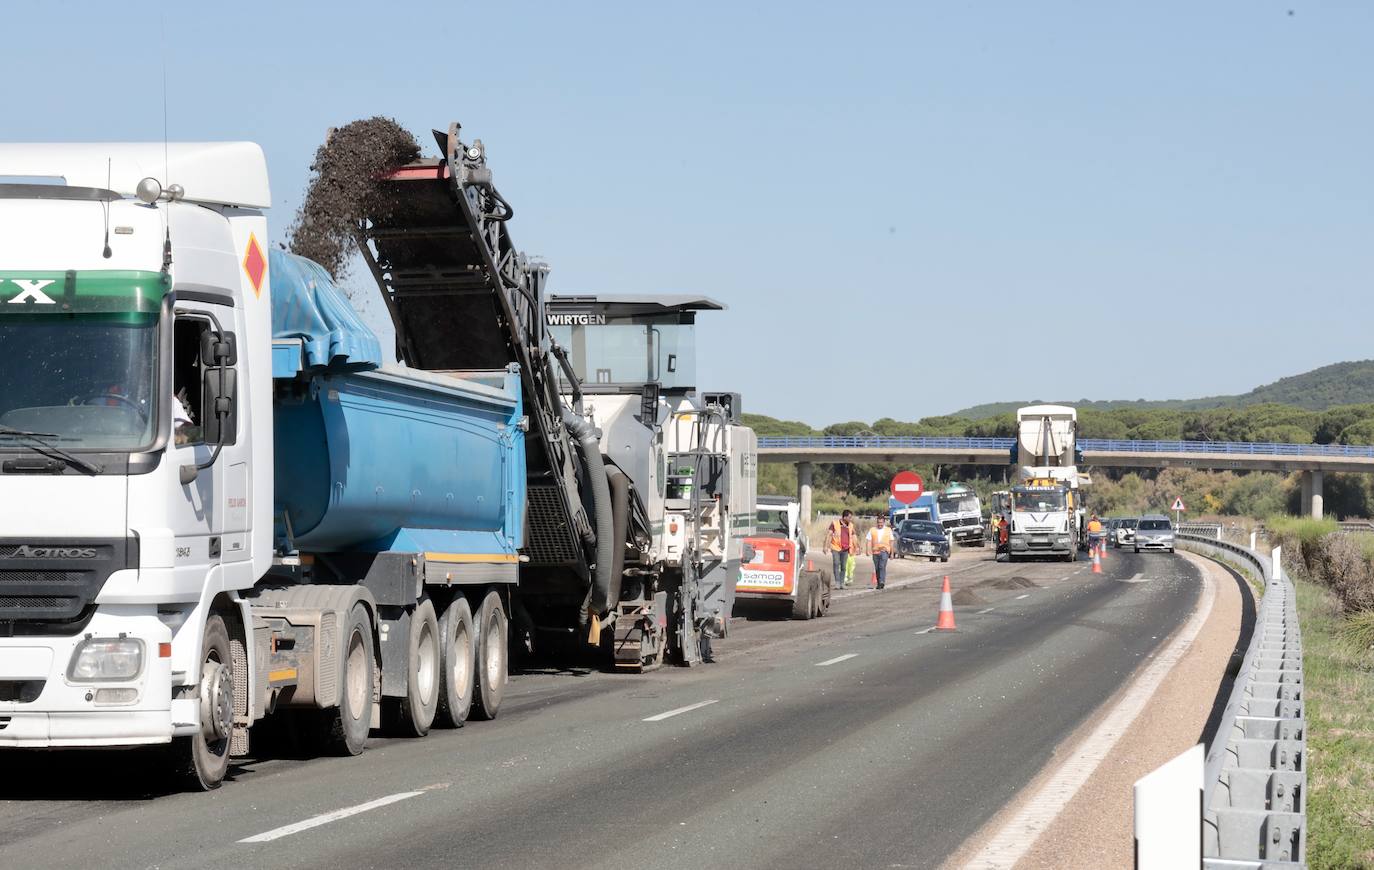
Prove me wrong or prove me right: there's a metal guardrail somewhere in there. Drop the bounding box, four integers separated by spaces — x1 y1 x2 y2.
756 434 1374 459
1175 532 1306 868
1178 523 1224 539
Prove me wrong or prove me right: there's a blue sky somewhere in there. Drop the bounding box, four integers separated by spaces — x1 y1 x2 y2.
8 1 1372 425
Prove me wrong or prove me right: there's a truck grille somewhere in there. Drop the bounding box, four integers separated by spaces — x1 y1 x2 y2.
0 538 137 634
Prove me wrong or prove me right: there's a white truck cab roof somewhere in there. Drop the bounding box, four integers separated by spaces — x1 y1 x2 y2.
0 142 269 209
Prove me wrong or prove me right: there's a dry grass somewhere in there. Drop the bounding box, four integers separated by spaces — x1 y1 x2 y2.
1295 579 1374 869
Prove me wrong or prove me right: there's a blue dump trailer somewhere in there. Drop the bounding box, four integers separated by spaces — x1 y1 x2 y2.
270 250 524 559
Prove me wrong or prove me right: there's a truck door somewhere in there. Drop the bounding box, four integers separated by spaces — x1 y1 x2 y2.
168 308 247 564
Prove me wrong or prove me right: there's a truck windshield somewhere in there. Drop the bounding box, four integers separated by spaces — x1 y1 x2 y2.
1013 490 1066 512
939 495 979 514
549 318 697 391
0 271 165 451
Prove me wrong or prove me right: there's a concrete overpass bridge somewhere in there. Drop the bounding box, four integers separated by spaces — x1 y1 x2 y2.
756 435 1374 520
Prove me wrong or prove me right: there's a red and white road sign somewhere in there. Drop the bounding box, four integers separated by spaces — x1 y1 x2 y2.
1171 497 1187 512
890 471 924 505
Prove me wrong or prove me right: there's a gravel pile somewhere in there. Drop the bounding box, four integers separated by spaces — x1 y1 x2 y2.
287 116 421 279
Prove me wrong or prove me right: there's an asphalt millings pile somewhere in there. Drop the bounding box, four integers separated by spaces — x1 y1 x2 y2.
287 117 421 279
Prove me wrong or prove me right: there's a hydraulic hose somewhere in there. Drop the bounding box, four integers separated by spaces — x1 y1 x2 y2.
606 467 631 609
562 408 614 617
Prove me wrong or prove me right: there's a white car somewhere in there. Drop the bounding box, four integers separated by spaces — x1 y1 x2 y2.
1115 517 1138 548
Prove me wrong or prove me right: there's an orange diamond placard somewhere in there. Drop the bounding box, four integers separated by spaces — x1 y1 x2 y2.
242 233 266 298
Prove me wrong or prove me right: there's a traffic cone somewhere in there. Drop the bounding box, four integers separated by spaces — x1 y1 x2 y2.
935 575 957 631
1092 545 1102 574
1099 538 1108 560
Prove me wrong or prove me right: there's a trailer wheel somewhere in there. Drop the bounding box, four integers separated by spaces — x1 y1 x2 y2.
471 590 507 721
319 604 374 756
385 597 440 738
435 595 476 728
169 614 232 790
792 575 816 620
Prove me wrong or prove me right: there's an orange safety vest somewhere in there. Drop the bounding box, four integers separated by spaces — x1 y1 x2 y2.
867 526 893 553
829 520 854 552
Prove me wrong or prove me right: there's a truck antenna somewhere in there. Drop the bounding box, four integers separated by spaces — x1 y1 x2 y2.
101 158 113 259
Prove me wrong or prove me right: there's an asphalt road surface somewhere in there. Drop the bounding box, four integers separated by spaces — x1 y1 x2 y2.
0 547 1203 870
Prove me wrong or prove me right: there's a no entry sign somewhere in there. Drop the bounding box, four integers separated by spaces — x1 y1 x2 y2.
890 470 924 505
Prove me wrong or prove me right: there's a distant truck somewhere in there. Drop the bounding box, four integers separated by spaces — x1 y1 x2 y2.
1007 479 1079 561
890 493 940 526
936 483 985 546
735 496 829 620
1014 405 1088 552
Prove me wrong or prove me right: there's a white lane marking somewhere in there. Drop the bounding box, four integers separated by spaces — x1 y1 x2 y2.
961 559 1216 870
977 607 996 614
239 791 425 843
815 653 859 667
915 627 937 635
1014 593 1030 600
1119 573 1152 584
642 699 719 722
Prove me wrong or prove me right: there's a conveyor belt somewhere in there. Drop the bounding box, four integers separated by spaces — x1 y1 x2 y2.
353 123 591 573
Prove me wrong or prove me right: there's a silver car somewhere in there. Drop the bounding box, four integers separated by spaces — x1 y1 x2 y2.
1134 515 1175 553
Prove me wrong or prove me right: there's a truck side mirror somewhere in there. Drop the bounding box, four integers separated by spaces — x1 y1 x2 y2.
202 368 238 446
200 330 237 366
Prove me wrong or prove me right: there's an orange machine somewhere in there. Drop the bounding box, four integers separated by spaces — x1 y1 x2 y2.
734 496 828 620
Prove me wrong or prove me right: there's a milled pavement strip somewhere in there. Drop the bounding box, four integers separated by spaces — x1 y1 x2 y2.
957 559 1217 870
238 790 425 843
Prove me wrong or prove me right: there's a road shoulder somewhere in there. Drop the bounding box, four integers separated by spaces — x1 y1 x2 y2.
944 551 1247 869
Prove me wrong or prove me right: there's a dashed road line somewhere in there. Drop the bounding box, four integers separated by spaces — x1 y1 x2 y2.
815 653 859 667
239 791 425 843
977 607 996 614
1015 593 1030 600
642 699 719 722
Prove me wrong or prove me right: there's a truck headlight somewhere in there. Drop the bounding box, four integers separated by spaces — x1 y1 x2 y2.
68 637 145 682
1056 536 1069 544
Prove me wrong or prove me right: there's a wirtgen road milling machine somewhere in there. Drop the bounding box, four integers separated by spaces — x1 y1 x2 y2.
352 123 757 672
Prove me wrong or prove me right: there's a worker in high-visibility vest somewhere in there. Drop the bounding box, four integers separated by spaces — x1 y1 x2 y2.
827 510 857 588
866 514 895 590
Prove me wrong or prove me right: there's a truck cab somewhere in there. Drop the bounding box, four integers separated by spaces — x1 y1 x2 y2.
1007 481 1077 561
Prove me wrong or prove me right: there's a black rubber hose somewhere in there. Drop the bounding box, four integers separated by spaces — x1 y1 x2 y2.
561 408 614 616
606 467 630 609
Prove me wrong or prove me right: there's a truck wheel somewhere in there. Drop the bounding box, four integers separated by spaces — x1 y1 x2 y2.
385 597 440 738
435 595 476 728
471 590 507 721
792 575 816 620
319 604 374 756
941 555 949 563
169 614 233 790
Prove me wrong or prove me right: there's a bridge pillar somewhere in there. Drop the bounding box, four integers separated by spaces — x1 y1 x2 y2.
797 462 814 522
1300 471 1312 517
1310 469 1324 520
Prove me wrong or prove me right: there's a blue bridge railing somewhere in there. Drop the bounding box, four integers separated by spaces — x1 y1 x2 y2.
755 435 1374 458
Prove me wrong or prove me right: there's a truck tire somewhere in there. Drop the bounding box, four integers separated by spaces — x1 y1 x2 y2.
169 614 233 790
471 590 507 721
384 597 440 738
940 555 949 563
435 595 476 728
318 604 374 756
792 575 816 620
